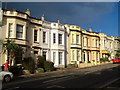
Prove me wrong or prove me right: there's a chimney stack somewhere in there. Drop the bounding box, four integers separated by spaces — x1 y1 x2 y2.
41 14 45 21
25 9 30 16
57 19 60 24
89 28 92 32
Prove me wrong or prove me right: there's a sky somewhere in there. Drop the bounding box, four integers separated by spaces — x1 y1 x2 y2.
2 2 119 37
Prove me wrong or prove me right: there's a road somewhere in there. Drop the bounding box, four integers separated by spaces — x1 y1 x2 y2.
2 64 120 89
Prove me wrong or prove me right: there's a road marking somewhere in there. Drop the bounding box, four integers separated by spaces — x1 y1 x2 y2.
84 70 101 74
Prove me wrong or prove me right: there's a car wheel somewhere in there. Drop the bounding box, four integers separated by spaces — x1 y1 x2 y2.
3 75 11 83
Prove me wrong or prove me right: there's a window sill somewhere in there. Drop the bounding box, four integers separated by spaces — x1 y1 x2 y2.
43 43 48 45
34 42 39 44
71 43 81 45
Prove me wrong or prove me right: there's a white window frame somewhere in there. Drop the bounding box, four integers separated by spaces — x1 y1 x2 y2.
72 34 74 44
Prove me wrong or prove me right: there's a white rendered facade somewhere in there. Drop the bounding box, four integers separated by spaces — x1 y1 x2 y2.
41 19 68 68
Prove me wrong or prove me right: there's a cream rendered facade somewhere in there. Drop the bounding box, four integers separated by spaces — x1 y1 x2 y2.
99 33 114 60
106 36 114 59
82 28 100 64
113 37 120 58
1 9 42 65
66 25 82 65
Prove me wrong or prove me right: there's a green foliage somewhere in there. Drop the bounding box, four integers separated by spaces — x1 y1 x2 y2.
100 57 110 63
115 49 120 58
36 68 44 73
44 61 54 72
37 56 46 68
37 55 54 72
2 39 24 66
22 57 35 74
67 64 78 68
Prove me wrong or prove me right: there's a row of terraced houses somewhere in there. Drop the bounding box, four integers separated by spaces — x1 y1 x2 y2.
0 9 120 68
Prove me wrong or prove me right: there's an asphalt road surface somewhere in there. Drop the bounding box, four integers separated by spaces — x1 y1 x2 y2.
2 64 120 89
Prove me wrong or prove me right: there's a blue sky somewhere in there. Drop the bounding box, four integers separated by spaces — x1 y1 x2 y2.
2 2 118 37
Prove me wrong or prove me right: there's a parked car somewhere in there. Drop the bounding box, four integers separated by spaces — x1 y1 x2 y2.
0 67 13 83
112 58 120 64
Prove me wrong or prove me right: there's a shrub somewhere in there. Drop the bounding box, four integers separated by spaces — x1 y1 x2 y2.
100 57 109 63
44 61 54 72
9 65 23 76
36 68 44 73
67 64 78 68
37 56 46 69
22 57 36 74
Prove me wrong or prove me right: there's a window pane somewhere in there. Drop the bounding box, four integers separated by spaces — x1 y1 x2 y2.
72 50 75 60
43 51 46 60
16 24 23 38
76 35 79 44
34 30 37 42
53 33 56 44
34 51 38 54
9 23 13 37
17 25 23 32
77 51 80 61
59 52 62 64
43 32 46 43
58 34 62 44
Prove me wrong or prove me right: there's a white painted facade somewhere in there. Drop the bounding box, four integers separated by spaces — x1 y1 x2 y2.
41 19 68 68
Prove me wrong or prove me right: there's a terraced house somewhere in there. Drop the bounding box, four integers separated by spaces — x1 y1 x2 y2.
113 37 120 58
81 28 100 66
41 16 69 68
0 9 43 66
99 33 114 60
67 25 82 65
